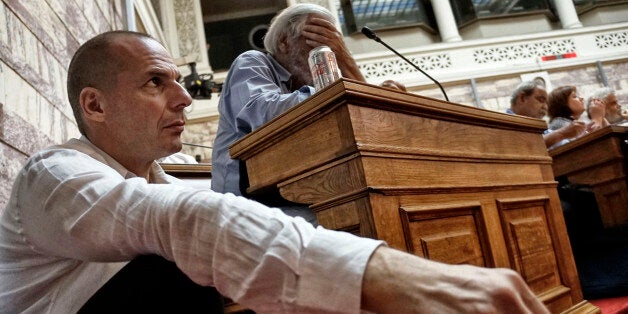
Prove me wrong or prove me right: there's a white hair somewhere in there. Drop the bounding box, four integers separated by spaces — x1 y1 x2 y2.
586 86 615 106
263 3 336 55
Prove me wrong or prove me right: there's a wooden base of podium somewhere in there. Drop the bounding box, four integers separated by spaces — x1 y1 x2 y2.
231 79 598 313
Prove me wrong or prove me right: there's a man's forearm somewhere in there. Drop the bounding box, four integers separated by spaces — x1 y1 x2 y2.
361 246 549 313
337 51 366 82
543 131 565 148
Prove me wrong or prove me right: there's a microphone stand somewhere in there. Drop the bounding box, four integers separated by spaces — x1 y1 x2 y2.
182 142 212 149
361 26 449 102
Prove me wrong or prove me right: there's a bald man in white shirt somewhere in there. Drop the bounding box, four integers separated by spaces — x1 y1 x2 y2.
0 30 549 314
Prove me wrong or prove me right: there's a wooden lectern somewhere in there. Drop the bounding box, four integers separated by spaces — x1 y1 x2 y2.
549 125 628 228
230 79 597 313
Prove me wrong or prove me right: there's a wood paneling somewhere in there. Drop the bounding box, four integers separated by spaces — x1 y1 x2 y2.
400 202 490 267
550 125 628 227
232 79 598 313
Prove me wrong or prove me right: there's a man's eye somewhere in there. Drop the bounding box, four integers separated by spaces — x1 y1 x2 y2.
149 77 162 86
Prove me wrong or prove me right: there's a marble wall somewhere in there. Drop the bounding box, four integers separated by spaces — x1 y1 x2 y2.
180 116 218 163
0 0 125 212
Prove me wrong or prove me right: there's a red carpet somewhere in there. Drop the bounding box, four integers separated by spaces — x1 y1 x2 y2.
590 295 628 314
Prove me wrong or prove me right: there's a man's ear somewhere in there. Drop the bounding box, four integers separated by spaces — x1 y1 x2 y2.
79 87 106 123
277 34 289 54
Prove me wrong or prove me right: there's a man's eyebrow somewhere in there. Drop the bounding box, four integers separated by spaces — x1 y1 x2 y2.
147 68 181 80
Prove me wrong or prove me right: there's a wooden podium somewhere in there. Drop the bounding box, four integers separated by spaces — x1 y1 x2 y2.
549 125 628 228
230 79 597 313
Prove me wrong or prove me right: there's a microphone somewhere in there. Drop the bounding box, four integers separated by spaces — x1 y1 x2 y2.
361 26 449 102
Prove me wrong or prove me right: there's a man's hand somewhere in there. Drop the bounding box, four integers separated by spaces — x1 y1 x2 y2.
557 120 586 139
380 79 407 92
588 98 606 121
543 120 585 147
361 247 550 313
586 98 609 132
302 17 366 81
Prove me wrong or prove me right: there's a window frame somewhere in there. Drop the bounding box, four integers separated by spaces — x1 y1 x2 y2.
450 0 557 29
337 0 437 35
574 0 628 14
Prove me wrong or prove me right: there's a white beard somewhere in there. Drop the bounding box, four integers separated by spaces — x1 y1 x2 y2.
287 43 314 87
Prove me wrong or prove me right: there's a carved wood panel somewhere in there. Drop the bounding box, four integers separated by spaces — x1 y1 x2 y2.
497 197 562 294
399 202 492 267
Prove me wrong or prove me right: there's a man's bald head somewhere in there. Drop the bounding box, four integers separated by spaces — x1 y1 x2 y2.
67 31 156 135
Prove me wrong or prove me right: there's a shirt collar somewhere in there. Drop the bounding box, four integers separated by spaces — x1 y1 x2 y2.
75 136 172 184
267 53 293 87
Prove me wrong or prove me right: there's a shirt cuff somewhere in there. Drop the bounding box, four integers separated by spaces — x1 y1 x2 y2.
296 227 385 313
299 85 316 97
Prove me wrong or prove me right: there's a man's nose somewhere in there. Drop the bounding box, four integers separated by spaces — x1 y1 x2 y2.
171 82 193 110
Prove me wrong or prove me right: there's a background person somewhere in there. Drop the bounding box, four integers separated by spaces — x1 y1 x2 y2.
587 87 626 125
508 80 585 148
547 85 605 148
210 4 404 223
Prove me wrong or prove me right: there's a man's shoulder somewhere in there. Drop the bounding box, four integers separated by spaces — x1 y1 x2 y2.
225 50 285 82
33 138 104 162
29 139 88 161
234 50 272 65
25 138 120 176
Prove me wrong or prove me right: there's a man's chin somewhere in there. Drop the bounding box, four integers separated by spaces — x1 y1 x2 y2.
159 142 183 158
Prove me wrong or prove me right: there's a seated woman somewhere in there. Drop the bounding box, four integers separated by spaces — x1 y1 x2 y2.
547 85 608 149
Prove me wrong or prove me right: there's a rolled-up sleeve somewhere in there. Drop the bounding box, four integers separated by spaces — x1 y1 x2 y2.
17 148 383 313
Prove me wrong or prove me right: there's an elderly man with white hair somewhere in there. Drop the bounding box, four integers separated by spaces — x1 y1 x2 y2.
587 86 627 125
211 3 403 222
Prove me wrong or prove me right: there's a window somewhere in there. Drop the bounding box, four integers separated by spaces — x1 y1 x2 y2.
450 0 554 27
336 0 436 35
573 0 628 14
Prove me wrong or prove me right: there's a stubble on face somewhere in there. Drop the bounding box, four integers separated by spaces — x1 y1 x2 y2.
286 40 313 88
604 94 623 123
531 88 548 119
274 15 320 90
518 88 547 119
102 37 186 163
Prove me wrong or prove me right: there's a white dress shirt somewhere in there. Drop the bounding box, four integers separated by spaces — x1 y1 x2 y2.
0 137 382 313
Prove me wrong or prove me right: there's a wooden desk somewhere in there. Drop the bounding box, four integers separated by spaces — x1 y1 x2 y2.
160 163 212 177
230 79 597 313
549 125 628 228
160 163 212 189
